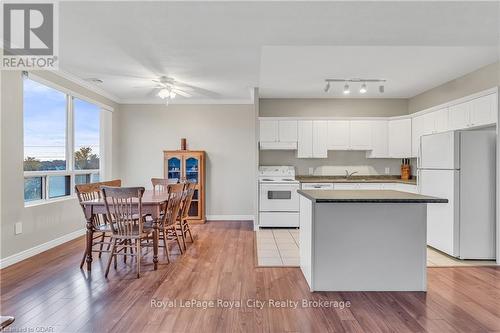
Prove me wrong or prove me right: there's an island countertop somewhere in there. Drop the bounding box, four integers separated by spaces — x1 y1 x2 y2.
298 189 448 203
296 175 417 185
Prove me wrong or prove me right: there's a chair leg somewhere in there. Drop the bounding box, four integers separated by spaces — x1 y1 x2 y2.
136 239 141 278
124 239 128 263
80 249 87 269
98 233 105 258
105 239 117 278
185 220 194 242
162 229 168 253
173 227 183 254
114 241 118 269
178 223 187 251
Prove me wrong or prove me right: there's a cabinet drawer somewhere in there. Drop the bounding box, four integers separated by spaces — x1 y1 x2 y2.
259 212 299 227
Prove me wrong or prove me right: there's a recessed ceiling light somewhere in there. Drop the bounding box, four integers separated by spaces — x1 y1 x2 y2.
359 83 367 94
343 83 350 95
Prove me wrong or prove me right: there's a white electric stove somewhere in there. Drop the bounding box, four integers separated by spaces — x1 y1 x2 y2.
258 166 300 227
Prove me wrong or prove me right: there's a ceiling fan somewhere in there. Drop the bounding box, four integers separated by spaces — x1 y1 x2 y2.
136 76 193 104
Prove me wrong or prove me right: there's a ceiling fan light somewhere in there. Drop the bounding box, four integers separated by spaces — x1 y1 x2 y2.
343 84 350 95
158 88 170 99
359 83 367 94
170 91 176 99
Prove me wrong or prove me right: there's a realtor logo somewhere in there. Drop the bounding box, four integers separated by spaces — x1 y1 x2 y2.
1 1 58 69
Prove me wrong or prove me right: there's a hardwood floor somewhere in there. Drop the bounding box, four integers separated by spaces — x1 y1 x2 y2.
1 221 499 332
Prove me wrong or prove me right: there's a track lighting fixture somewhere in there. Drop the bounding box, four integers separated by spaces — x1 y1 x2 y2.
323 78 386 95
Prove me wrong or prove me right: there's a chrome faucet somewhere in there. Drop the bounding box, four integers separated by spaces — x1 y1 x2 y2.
345 170 358 179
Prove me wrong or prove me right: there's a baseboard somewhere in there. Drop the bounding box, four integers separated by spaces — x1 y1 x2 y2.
206 215 255 221
0 228 85 269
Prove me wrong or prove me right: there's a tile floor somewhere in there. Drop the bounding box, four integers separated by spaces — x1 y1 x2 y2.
255 228 299 266
256 228 498 267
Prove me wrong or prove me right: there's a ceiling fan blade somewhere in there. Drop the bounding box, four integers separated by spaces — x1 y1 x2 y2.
172 88 191 97
132 84 163 89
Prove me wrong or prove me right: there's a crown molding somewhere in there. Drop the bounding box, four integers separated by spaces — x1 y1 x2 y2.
119 98 255 105
52 69 122 103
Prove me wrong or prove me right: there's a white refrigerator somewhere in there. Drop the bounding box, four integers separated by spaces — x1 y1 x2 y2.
419 130 496 259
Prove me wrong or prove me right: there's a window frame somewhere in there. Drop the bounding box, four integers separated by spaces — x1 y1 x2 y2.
23 73 110 206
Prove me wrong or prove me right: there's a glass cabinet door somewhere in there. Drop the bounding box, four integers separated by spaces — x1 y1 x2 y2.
167 157 182 183
185 157 199 184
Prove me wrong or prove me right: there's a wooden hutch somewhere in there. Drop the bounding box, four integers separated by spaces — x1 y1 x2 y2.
163 150 206 223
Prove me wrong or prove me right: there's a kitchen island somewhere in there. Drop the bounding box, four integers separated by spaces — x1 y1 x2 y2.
298 190 447 292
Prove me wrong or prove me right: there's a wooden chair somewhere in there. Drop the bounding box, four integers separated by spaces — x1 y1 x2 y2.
102 186 153 278
75 179 121 269
177 181 196 250
151 178 170 192
158 183 185 261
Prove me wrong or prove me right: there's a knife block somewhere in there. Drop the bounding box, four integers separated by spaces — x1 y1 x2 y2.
401 164 411 180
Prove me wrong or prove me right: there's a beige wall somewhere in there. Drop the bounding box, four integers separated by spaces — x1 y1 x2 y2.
259 98 408 117
0 70 118 261
408 61 500 113
116 104 256 217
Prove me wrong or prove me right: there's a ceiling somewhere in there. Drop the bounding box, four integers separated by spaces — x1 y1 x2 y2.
59 1 500 103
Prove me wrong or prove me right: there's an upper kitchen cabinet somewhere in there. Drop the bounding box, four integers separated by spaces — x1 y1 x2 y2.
366 120 388 158
470 93 498 127
449 94 497 130
411 108 449 157
297 120 327 158
449 101 471 130
388 118 412 158
434 108 449 132
312 120 328 158
327 120 371 150
259 119 297 150
327 120 350 150
349 121 372 150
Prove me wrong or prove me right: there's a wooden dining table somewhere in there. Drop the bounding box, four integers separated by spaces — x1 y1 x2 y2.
80 190 170 271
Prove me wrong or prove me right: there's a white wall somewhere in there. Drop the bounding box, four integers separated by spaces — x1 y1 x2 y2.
0 71 118 264
116 104 256 218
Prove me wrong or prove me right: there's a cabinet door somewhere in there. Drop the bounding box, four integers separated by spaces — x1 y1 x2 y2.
278 120 298 142
434 108 449 133
297 120 313 158
259 120 278 142
333 183 359 190
184 155 202 218
422 112 437 135
449 101 471 130
349 121 372 150
312 120 328 158
166 155 182 183
470 94 497 127
388 119 412 158
367 120 388 158
411 115 425 158
327 120 350 150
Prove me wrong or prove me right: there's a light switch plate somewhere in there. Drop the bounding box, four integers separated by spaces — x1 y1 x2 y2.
15 222 22 235
385 167 390 175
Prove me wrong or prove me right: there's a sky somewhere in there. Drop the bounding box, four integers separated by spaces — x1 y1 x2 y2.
23 78 100 161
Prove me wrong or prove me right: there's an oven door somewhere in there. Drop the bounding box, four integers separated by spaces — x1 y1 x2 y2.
259 183 300 212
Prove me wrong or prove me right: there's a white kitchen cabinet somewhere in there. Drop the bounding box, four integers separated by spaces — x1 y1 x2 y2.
333 183 359 190
357 183 384 190
327 120 350 150
278 120 298 142
388 118 412 158
434 108 449 133
449 101 471 130
297 120 313 158
411 115 426 158
259 120 278 142
349 121 372 150
312 121 328 158
470 94 497 127
366 120 389 158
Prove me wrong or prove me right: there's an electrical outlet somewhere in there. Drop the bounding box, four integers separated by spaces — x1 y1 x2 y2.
308 167 314 175
384 167 390 175
15 222 22 235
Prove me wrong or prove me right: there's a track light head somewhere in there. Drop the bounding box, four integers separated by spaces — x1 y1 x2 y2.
359 83 367 94
379 85 384 93
324 81 330 93
343 83 350 95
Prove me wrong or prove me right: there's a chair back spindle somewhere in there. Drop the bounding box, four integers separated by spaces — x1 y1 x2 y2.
102 186 145 237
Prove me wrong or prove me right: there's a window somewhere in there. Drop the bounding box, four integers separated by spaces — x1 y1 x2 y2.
23 76 104 203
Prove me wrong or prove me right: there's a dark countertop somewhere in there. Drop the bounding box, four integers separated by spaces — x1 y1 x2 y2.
298 190 448 203
296 175 417 185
